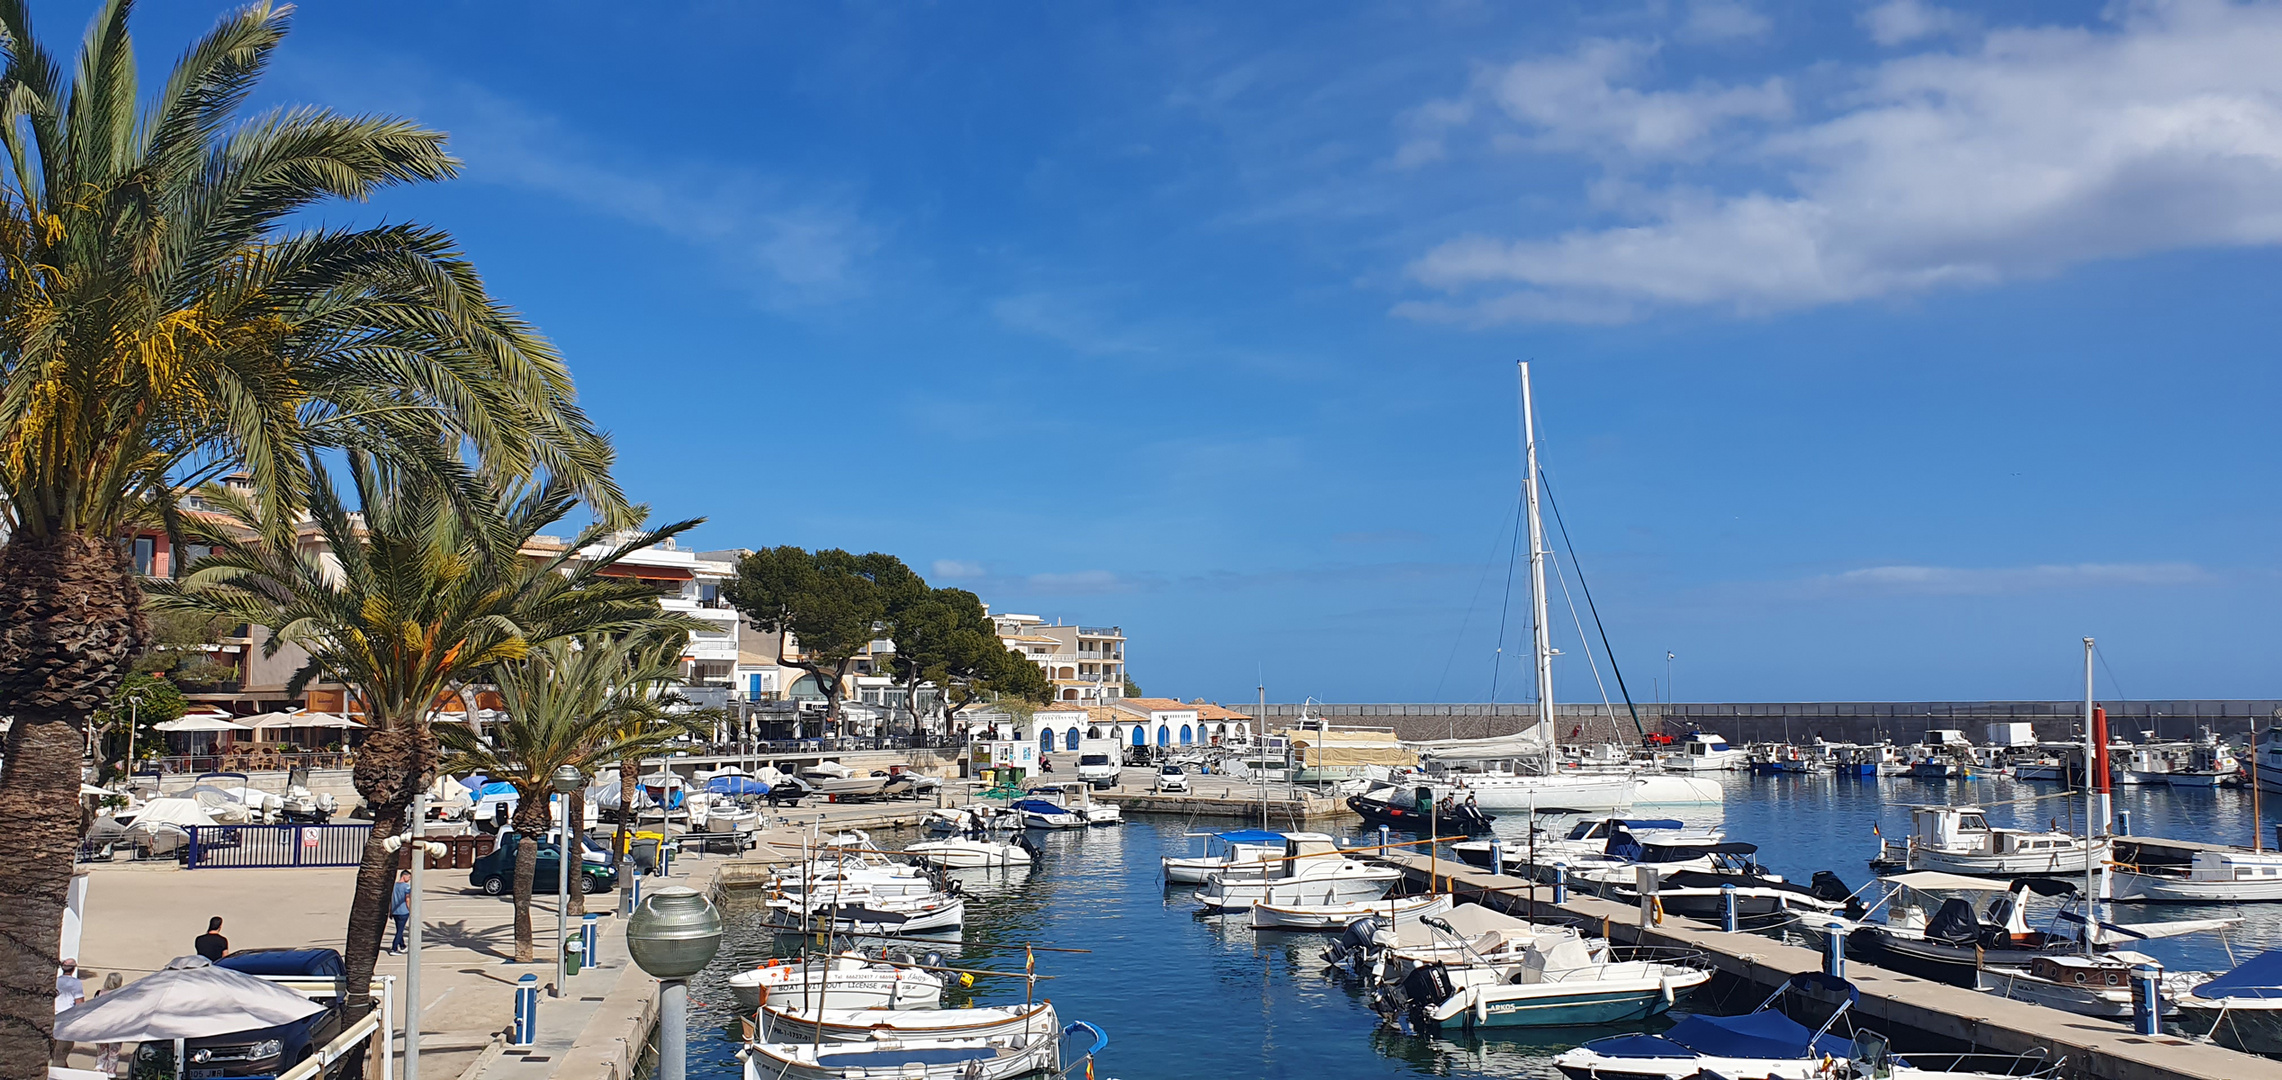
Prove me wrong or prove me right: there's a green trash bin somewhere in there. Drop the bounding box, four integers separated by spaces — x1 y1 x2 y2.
564 933 583 975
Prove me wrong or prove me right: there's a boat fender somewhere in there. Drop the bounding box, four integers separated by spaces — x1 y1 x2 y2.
1660 975 1674 1005
1472 990 1488 1028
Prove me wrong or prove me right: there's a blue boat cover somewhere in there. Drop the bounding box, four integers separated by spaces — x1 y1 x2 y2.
1010 799 1072 815
474 781 517 798
1217 830 1284 844
2192 947 2282 1000
705 776 769 796
1618 819 1685 830
1657 1007 1852 1060
1583 1034 1697 1059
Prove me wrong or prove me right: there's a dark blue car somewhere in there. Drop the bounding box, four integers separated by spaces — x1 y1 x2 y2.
133 949 349 1079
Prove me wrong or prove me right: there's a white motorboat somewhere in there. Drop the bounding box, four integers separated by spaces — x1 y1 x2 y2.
766 890 966 934
906 836 1035 869
1451 817 1727 870
1162 829 1288 885
1977 952 2209 1019
1875 805 2102 876
2176 947 2282 1056
752 1001 1058 1045
799 760 892 798
1659 732 1747 772
1552 972 1859 1079
1421 771 1640 812
1197 833 1402 910
1626 772 1725 804
1019 784 1121 826
1250 893 1451 931
1412 930 1713 1030
1330 902 1557 987
726 954 945 1013
2113 743 2180 786
2109 835 2282 902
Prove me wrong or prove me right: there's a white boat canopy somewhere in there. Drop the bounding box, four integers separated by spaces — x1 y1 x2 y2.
152 714 249 733
1878 871 2026 893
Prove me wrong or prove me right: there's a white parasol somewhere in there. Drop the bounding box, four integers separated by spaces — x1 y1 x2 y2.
53 955 322 1043
152 714 249 733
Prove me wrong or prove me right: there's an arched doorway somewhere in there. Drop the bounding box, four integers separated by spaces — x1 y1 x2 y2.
1130 726 1145 747
1156 724 1169 746
1039 728 1054 754
1178 725 1193 746
1065 728 1082 751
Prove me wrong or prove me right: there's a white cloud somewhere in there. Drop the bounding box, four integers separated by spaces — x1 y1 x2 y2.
1683 0 1774 43
932 559 985 580
1482 39 1789 160
1400 1 2282 322
1813 562 2214 596
1862 1 1973 47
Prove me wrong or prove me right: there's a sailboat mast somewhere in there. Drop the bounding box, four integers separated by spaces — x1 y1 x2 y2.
1520 363 1557 762
2083 636 2097 957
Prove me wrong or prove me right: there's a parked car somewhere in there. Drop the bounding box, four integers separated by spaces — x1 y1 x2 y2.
1153 764 1190 794
469 831 618 896
135 949 347 1079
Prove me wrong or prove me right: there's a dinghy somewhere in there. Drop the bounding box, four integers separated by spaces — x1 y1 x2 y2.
1553 972 1862 1079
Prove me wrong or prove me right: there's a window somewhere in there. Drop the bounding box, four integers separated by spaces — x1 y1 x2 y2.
130 537 156 576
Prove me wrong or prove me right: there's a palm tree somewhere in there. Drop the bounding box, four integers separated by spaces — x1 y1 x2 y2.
150 454 692 1013
437 634 706 959
0 1 620 1058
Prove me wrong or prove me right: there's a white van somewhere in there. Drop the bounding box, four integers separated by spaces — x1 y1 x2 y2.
1076 739 1122 789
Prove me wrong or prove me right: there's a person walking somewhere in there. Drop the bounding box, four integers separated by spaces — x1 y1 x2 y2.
390 870 413 954
94 971 125 1076
52 959 85 1066
195 916 228 960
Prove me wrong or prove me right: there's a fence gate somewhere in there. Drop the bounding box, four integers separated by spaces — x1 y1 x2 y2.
184 824 374 869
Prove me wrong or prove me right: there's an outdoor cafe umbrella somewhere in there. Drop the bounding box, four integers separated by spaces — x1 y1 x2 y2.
151 715 250 733
55 955 322 1078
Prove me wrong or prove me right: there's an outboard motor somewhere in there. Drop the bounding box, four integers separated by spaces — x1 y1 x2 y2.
1810 870 1864 919
1014 832 1042 858
1399 963 1457 1023
1328 914 1384 977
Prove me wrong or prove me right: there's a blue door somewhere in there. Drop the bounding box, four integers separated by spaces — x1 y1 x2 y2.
1040 729 1054 754
1179 725 1193 746
1131 726 1146 746
1066 728 1082 751
1157 724 1169 746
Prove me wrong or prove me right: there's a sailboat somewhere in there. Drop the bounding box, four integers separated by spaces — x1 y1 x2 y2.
1408 364 1718 812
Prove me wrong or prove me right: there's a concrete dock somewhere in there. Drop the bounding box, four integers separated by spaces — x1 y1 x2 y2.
1382 850 2262 1080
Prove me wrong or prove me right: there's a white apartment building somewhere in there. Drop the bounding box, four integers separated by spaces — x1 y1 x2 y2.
990 612 1127 703
534 532 742 688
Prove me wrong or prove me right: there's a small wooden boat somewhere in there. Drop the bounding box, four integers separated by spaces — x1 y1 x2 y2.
906 836 1035 869
740 1021 1103 1080
1976 952 2208 1019
726 954 944 1013
1249 893 1451 931
749 1001 1057 1045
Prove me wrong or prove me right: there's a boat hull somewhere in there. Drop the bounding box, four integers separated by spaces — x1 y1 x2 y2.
1908 847 2098 876
2109 870 2282 903
742 1035 1058 1080
755 1002 1057 1045
1200 870 1402 910
2175 1001 2282 1056
1845 929 2057 988
905 840 1031 869
1249 894 1451 931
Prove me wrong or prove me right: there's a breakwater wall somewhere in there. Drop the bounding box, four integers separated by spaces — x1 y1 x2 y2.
1253 700 2282 745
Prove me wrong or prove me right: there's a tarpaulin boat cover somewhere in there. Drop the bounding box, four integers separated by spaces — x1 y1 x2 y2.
1216 830 1285 844
1924 897 1983 946
2191 948 2282 1000
705 776 770 796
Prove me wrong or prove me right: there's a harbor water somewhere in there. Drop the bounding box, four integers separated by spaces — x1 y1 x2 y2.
683 772 2282 1079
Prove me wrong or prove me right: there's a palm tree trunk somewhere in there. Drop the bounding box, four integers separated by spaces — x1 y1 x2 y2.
341 721 432 1018
0 532 148 1073
614 760 637 879
511 796 550 963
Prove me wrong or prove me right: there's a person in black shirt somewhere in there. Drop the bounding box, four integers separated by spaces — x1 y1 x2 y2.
194 917 227 961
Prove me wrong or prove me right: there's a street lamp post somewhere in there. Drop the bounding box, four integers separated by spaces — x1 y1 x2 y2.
626 886 722 1080
551 765 582 998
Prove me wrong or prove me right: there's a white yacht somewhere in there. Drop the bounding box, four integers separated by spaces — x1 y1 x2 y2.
1877 805 2102 876
1659 732 1747 772
1196 833 1402 910
905 836 1034 869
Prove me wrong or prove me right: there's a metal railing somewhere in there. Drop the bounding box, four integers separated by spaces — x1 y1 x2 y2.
185 823 374 869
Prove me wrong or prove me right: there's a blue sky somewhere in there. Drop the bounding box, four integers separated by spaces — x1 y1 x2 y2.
76 0 2282 704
